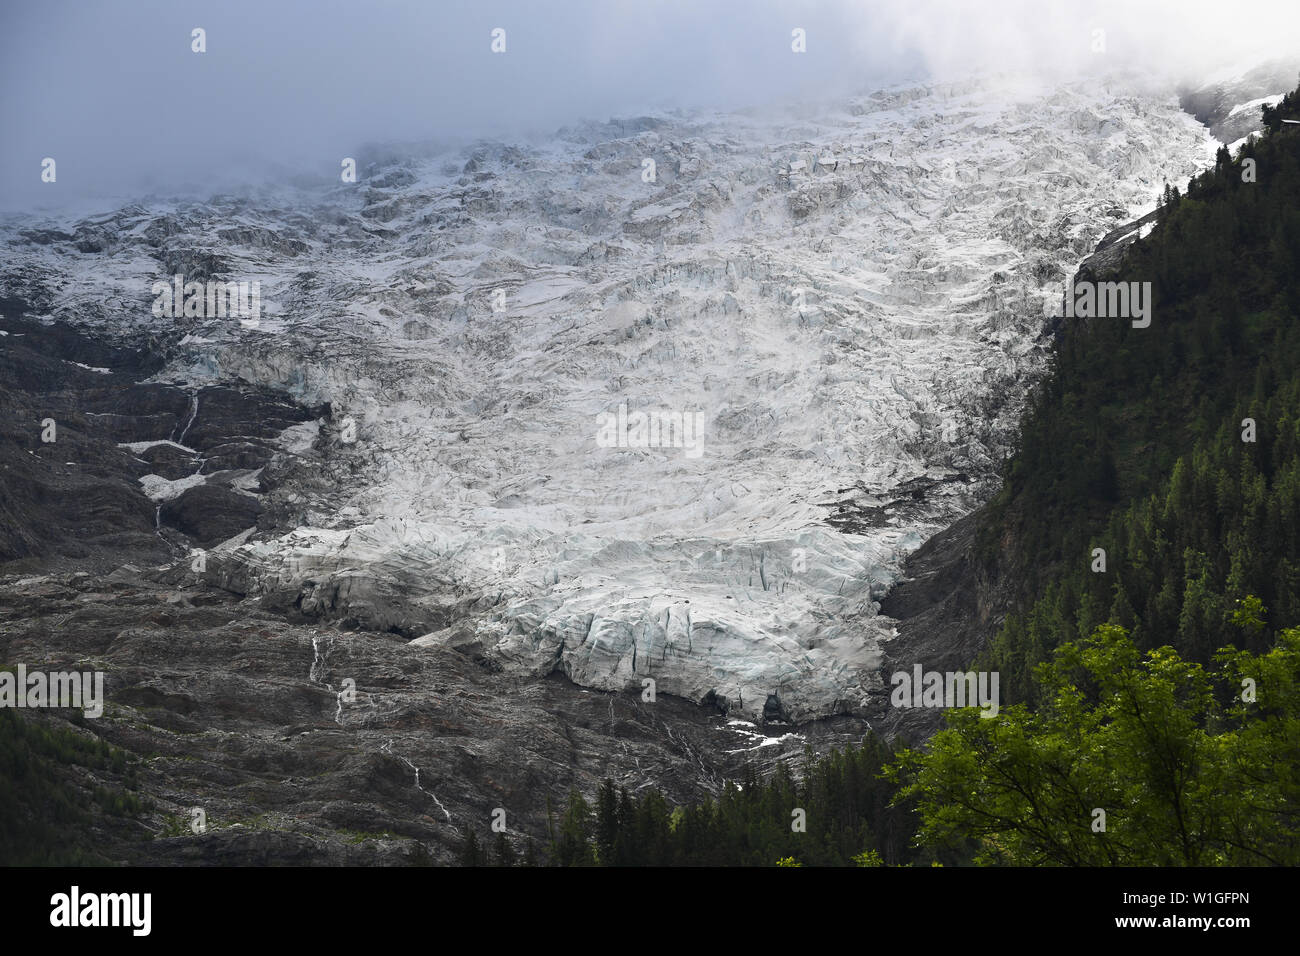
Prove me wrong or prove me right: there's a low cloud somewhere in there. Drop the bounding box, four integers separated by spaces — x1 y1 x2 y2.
1 0 1297 211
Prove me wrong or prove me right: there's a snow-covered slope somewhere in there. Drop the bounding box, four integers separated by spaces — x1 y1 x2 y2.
1 71 1213 722
1180 57 1300 147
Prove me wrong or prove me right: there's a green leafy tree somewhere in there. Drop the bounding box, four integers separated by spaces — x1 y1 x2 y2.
891 620 1300 865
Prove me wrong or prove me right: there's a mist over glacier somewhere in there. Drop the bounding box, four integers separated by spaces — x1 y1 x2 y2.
2 0 1298 211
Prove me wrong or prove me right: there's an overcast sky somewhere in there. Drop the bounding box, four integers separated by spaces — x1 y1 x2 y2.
2 0 1298 212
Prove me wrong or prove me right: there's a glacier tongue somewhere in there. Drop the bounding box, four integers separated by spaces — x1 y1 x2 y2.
3 73 1213 722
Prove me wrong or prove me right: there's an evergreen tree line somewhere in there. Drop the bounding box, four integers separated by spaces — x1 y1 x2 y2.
459 733 925 867
0 708 143 865
976 80 1300 706
878 82 1300 865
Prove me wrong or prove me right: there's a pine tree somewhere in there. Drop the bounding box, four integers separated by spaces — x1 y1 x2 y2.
595 779 619 865
493 830 517 867
554 788 595 866
459 828 483 867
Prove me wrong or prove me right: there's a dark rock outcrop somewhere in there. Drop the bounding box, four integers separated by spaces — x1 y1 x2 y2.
1076 207 1161 278
875 512 1014 743
160 485 263 546
0 298 320 571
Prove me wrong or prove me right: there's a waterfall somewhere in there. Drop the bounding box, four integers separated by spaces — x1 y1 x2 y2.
308 634 332 687
381 740 452 821
175 389 201 445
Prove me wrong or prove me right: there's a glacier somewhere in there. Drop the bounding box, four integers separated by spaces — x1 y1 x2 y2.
0 71 1216 723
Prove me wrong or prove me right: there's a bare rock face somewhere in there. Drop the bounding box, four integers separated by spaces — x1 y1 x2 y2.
160 484 263 546
0 570 857 864
0 306 172 569
0 304 324 572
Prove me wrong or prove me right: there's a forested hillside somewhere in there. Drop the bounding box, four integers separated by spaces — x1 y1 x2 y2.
977 78 1300 703
894 77 1300 865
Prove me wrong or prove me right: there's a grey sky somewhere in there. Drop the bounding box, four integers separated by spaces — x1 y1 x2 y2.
2 0 1297 212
